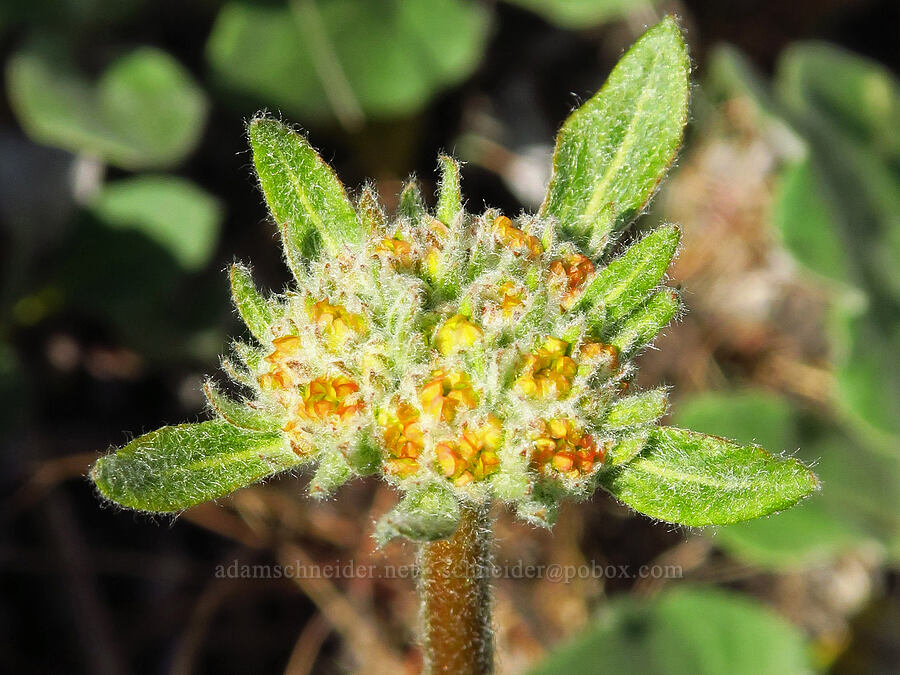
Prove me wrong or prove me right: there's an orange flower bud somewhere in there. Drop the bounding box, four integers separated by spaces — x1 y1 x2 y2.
420 370 478 423
530 418 604 479
493 215 543 259
295 375 363 423
436 415 503 487
379 402 425 478
549 253 594 308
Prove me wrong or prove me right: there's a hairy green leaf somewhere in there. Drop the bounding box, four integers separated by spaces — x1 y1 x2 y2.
605 432 649 467
574 224 680 320
203 378 281 432
436 154 463 225
608 288 680 357
229 263 273 343
600 427 818 526
7 40 207 169
357 185 385 232
249 117 362 267
399 179 427 222
309 450 352 497
89 175 222 271
541 17 690 249
91 421 300 512
604 388 668 430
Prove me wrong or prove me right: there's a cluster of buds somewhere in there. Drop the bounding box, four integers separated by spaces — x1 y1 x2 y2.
205 133 684 539
93 22 818 548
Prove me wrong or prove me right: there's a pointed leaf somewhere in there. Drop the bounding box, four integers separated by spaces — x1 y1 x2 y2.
249 117 362 268
599 427 818 526
91 420 300 512
436 154 462 225
398 178 426 222
608 288 680 358
604 388 668 430
605 432 649 467
203 378 281 432
541 17 690 249
309 450 352 498
357 185 385 232
229 263 273 343
574 224 680 321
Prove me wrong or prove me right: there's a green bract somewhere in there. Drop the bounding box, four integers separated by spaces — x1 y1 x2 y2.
91 18 817 541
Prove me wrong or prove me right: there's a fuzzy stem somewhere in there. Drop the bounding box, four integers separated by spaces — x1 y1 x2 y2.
419 502 493 674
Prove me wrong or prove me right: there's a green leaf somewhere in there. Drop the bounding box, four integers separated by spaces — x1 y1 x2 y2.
203 378 281 432
207 0 489 122
309 450 353 497
573 224 680 321
504 0 662 29
91 420 300 512
229 263 274 343
775 42 899 162
600 427 818 526
530 587 811 675
374 481 461 546
398 179 427 222
831 306 900 437
357 185 385 232
541 17 690 250
605 432 649 467
436 155 463 225
674 390 897 567
608 288 680 358
604 388 668 430
772 158 852 286
7 40 207 169
249 117 363 266
88 175 222 271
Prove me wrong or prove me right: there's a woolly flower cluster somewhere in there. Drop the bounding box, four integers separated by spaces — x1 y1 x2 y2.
213 159 682 536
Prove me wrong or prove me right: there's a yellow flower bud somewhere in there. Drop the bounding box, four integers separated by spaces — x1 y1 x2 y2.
436 415 503 486
307 299 366 346
379 402 425 478
434 314 483 356
515 338 578 399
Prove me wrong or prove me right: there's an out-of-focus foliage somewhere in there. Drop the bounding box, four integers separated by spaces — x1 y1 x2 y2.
7 40 208 170
504 0 662 28
206 0 490 124
531 587 812 674
88 176 223 271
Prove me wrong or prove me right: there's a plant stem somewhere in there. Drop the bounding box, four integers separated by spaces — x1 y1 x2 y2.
419 502 493 674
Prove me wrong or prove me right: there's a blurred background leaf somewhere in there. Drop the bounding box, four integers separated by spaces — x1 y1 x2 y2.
531 587 812 675
7 39 208 169
206 0 490 126
504 0 662 29
87 175 223 271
